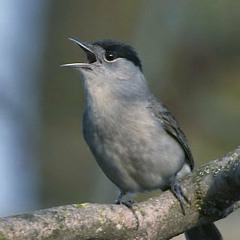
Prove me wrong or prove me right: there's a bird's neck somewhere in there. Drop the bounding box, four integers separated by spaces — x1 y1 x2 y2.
85 84 127 120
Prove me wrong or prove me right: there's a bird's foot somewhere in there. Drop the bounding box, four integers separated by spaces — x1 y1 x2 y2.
115 199 134 208
170 174 190 215
115 190 135 208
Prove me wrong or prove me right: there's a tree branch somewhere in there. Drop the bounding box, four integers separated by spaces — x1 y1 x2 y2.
0 147 240 240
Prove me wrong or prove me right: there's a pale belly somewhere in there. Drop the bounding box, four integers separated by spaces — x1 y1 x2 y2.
83 109 186 193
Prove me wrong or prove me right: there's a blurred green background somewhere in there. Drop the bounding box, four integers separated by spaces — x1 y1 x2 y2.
1 0 240 239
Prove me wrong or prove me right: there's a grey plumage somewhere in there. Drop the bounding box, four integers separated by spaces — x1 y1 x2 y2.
148 96 194 171
62 38 222 240
83 93 190 193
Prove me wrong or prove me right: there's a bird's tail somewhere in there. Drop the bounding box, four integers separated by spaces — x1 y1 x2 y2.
185 223 223 240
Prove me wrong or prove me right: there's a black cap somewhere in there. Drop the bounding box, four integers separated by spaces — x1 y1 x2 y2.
93 40 142 71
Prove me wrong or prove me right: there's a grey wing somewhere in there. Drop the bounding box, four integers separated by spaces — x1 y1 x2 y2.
148 96 194 170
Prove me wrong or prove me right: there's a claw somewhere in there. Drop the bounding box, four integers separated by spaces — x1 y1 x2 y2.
170 174 190 215
115 199 134 208
115 190 134 208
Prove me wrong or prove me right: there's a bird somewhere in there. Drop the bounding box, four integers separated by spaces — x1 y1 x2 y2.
62 38 222 240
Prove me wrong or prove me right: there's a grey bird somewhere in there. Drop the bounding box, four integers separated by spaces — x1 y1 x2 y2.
62 38 222 240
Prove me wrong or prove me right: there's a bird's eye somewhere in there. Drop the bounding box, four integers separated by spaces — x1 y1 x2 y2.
105 51 116 61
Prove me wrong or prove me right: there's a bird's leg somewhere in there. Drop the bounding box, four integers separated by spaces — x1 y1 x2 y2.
115 190 126 204
115 190 134 208
170 173 190 215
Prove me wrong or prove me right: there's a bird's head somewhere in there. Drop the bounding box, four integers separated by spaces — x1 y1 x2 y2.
62 38 149 99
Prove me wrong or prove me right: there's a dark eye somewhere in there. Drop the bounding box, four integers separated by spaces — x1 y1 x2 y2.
105 51 116 61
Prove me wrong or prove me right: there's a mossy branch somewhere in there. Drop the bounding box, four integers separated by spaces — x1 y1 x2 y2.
0 147 240 240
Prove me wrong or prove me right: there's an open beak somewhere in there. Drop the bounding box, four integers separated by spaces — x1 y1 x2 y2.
61 38 98 69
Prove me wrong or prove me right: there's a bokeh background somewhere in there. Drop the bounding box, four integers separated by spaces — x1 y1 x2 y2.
0 0 239 239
